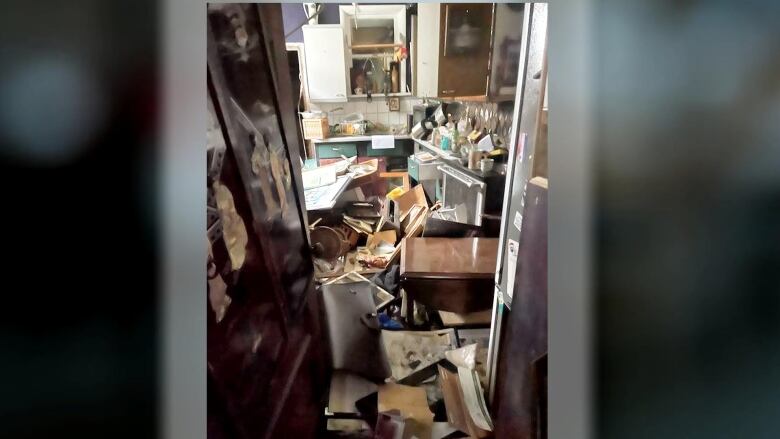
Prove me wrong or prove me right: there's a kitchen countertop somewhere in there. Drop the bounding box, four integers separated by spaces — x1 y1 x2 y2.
413 138 507 179
312 133 411 144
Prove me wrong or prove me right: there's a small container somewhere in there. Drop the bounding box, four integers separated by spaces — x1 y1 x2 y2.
441 135 451 151
469 149 483 170
480 158 495 173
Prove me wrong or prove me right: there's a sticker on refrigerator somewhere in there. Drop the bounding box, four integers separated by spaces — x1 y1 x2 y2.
513 211 523 233
506 239 519 300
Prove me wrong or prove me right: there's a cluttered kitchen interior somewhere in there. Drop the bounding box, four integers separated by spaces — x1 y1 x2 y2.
207 3 547 438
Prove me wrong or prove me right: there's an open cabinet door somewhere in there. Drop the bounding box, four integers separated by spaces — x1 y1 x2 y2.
206 4 326 439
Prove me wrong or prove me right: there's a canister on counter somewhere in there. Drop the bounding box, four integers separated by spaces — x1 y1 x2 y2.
469 149 483 170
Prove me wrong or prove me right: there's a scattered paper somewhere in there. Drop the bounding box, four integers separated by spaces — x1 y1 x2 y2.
381 329 457 381
438 366 491 438
343 214 375 234
445 344 478 370
457 366 493 431
305 175 352 211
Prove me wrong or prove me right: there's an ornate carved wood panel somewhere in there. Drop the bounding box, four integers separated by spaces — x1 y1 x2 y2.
206 4 325 439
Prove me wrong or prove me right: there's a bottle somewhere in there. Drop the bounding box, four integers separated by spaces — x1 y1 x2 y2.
451 117 460 154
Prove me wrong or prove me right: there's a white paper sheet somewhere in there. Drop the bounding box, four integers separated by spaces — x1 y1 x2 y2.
513 210 523 232
304 175 352 210
371 134 395 149
457 366 494 431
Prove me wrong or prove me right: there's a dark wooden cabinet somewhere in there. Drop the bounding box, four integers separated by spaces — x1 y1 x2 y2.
437 3 494 98
207 4 326 439
400 237 498 322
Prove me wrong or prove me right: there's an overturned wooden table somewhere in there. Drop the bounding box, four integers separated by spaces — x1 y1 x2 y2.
400 237 499 324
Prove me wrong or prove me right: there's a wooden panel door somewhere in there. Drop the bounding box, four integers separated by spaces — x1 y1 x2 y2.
207 4 326 439
437 3 494 98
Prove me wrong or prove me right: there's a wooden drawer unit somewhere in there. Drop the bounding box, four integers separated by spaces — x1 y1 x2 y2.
400 237 498 321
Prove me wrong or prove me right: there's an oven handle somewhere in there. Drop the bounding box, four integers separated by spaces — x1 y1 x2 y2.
437 165 486 189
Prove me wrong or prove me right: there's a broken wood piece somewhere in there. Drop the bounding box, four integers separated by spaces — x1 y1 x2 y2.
395 185 428 223
377 384 434 439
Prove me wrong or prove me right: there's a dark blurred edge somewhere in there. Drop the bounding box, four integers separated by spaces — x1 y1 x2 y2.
1 0 779 438
0 1 158 438
592 1 780 438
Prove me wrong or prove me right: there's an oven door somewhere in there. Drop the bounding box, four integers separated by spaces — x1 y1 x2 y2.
436 164 486 226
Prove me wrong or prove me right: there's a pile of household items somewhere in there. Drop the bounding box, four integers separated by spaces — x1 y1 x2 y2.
311 180 499 438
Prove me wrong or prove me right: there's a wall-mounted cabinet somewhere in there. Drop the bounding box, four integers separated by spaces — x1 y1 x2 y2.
302 25 349 102
340 5 408 97
417 3 494 99
417 3 522 102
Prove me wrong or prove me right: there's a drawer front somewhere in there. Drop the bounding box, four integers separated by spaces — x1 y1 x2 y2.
317 143 358 159
407 156 419 180
367 140 408 157
417 161 442 181
408 156 441 181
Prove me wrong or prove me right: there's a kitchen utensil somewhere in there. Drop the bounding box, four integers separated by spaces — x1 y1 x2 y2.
411 121 425 139
434 105 447 125
311 226 350 260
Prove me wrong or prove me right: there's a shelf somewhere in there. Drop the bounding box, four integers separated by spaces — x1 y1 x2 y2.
350 43 401 50
348 92 412 99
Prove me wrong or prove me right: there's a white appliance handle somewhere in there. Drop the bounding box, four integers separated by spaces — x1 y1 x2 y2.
437 165 486 189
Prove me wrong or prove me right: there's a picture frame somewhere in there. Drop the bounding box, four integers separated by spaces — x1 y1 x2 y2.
388 97 401 112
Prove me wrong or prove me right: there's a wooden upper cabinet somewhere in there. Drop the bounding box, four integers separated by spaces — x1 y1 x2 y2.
415 3 494 99
437 3 494 98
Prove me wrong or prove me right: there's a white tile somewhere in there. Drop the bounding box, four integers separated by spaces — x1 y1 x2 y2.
389 113 400 124
355 101 367 114
366 112 378 124
380 113 390 125
366 100 378 113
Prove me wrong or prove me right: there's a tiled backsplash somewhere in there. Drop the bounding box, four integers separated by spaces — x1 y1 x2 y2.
308 96 424 129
